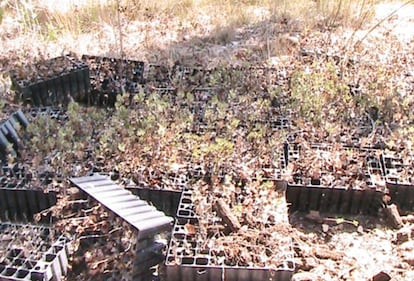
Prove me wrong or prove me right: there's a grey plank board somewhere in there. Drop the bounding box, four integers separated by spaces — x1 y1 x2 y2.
70 174 173 239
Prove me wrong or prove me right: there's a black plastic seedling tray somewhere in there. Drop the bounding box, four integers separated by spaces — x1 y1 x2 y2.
0 110 29 164
176 189 197 220
167 189 295 281
146 65 170 88
81 55 145 106
11 55 90 107
254 149 287 188
0 163 58 222
267 115 291 131
0 223 69 281
165 219 294 281
24 107 68 125
286 183 384 215
0 188 56 222
125 186 182 218
382 152 414 212
146 64 213 89
284 143 386 215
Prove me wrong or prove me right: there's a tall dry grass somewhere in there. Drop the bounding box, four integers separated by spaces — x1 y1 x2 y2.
1 0 380 39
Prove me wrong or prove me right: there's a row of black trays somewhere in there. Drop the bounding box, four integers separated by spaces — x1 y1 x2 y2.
0 223 69 281
165 188 295 281
11 57 293 108
146 64 290 90
141 87 292 136
11 55 90 107
1 107 69 163
11 54 146 108
283 140 414 214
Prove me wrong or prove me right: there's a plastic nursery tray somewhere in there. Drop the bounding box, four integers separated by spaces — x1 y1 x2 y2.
23 108 68 125
146 64 213 88
176 189 197 220
255 150 287 187
0 188 56 222
268 115 291 131
0 110 28 163
0 223 69 281
165 219 295 281
239 66 289 88
11 55 90 107
168 189 295 281
131 166 189 191
125 186 182 218
284 143 386 215
382 152 414 212
81 55 145 106
0 164 57 222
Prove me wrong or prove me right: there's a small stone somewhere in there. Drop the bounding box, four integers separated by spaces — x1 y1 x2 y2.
322 224 329 232
372 271 391 281
394 226 413 244
305 210 323 223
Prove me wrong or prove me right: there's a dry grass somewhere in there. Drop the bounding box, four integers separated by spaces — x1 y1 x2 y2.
0 0 405 75
1 0 379 39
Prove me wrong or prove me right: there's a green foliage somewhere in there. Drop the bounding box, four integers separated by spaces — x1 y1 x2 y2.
290 61 350 126
247 123 266 143
27 115 62 155
0 7 4 25
45 23 59 41
193 137 234 164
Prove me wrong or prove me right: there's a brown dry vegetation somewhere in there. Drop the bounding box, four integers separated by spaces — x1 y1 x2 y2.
1 0 414 280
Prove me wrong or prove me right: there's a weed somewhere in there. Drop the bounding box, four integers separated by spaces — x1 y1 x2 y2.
290 60 350 126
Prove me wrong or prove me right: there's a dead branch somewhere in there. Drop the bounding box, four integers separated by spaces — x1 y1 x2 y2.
214 198 241 233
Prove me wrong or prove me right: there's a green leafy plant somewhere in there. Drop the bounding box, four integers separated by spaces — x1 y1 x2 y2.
290 60 351 126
